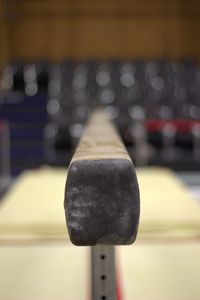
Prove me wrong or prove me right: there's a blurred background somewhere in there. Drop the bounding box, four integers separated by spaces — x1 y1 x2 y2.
0 2 200 300
0 0 200 180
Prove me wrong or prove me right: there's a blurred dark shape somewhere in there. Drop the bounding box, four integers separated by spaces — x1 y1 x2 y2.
2 60 49 95
1 58 200 175
0 121 11 195
0 65 48 175
46 59 200 170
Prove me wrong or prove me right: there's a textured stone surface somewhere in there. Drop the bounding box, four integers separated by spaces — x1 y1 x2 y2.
64 110 140 246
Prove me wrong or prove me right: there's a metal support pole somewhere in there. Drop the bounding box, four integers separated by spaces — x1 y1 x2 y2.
91 245 116 300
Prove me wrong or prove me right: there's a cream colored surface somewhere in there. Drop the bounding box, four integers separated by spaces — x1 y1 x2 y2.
0 242 200 300
71 110 131 162
0 166 200 241
0 244 88 300
0 167 68 241
137 168 200 239
118 242 200 300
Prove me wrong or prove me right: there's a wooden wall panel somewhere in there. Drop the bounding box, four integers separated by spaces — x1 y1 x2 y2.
4 0 200 61
0 0 9 69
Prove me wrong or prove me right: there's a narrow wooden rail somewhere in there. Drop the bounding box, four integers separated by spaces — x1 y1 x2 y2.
64 109 140 246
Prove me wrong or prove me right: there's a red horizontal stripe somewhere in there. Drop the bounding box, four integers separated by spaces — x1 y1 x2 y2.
145 119 200 133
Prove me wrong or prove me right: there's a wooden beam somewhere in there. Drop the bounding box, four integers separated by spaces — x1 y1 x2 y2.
64 109 140 245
